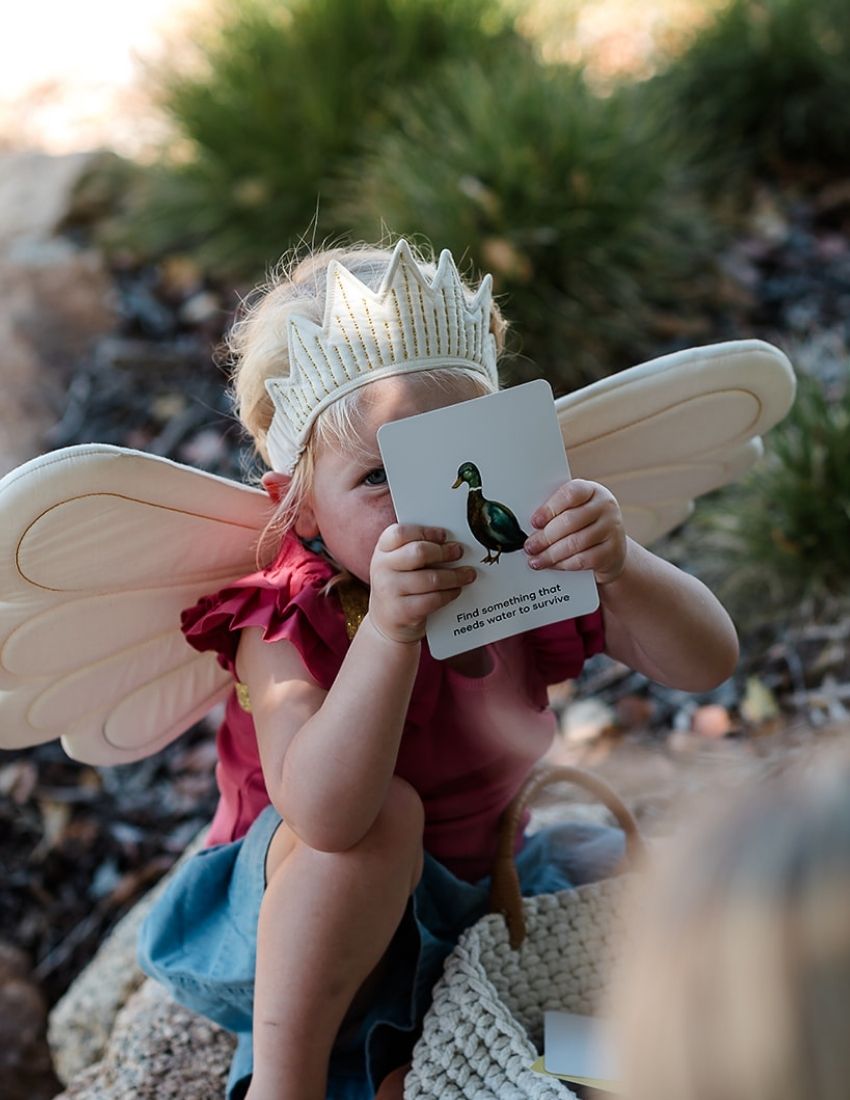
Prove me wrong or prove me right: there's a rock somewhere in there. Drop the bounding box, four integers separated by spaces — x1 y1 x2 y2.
0 151 100 250
54 979 234 1100
47 896 149 1085
0 149 135 248
0 246 116 476
560 698 617 744
49 827 208 1084
179 289 222 326
546 679 574 713
0 941 63 1100
691 704 736 739
529 797 616 834
0 151 122 477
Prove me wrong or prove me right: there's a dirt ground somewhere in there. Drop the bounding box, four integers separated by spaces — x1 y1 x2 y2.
532 711 850 841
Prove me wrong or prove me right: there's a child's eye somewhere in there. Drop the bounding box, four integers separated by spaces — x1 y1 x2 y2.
363 467 387 486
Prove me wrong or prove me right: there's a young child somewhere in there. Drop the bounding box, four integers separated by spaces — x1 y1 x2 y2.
137 238 739 1100
612 742 850 1100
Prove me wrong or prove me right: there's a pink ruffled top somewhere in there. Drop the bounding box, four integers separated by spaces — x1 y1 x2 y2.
181 535 605 882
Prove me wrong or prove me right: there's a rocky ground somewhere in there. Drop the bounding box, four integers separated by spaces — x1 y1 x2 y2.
0 153 848 1097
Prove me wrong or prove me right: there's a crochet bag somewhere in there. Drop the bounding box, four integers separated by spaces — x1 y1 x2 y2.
405 765 644 1099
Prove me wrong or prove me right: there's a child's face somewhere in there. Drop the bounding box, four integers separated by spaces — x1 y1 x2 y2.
298 375 478 585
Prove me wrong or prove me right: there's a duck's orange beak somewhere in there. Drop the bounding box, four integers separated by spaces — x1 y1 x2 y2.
451 476 462 488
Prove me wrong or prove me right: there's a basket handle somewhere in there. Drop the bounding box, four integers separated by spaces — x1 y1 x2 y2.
488 764 645 949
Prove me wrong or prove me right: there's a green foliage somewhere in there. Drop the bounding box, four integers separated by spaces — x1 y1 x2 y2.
654 0 850 185
331 56 718 389
687 365 850 625
122 0 525 276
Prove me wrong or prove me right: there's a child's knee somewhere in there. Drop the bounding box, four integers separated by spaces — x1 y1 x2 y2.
373 776 425 885
271 778 424 888
380 775 425 834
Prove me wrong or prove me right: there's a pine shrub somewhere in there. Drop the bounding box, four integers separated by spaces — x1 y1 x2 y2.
653 0 850 188
685 362 850 625
123 0 525 276
332 56 717 389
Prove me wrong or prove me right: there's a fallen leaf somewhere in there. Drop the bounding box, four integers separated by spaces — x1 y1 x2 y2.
740 676 780 724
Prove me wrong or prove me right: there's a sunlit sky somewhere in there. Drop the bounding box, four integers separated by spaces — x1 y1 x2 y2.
0 0 199 155
0 0 715 157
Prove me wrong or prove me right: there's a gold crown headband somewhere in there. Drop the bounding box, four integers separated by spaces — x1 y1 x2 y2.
264 239 499 473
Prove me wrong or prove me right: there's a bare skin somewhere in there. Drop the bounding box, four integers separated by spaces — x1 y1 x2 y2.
244 776 424 1100
374 1062 411 1099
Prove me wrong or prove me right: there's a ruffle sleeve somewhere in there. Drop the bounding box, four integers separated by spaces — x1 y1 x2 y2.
180 535 349 690
524 607 606 689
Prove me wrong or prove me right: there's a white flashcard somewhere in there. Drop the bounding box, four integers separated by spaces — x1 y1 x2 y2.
542 1010 619 1091
377 380 599 660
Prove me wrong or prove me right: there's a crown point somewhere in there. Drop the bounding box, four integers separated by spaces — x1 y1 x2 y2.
264 241 499 474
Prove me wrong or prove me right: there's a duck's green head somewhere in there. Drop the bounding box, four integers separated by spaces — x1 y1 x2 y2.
452 461 482 490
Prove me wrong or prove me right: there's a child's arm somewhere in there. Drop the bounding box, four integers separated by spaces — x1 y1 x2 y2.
524 480 739 692
235 525 474 852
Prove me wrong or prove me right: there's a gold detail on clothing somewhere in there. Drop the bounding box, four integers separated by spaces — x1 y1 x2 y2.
235 681 253 712
337 579 369 640
233 582 366 712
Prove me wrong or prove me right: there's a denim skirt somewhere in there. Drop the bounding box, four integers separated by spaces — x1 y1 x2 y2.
137 804 624 1099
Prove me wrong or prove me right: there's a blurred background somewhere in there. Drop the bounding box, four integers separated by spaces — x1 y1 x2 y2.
0 1 848 1096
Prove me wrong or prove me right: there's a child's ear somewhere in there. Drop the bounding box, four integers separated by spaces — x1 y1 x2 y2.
261 471 320 539
293 507 319 539
261 471 290 504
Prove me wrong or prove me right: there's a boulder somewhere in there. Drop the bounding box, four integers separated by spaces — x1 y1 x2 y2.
0 941 63 1100
54 979 234 1100
0 149 134 252
0 245 116 476
49 827 209 1084
47 893 149 1086
0 151 120 477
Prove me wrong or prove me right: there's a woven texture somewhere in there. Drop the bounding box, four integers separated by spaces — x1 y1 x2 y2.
264 239 498 472
405 876 631 1099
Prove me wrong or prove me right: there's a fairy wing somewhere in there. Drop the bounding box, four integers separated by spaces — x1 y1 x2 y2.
0 445 269 765
0 341 793 764
556 339 796 545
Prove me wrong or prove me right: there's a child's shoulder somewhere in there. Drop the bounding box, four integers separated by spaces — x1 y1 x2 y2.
179 535 347 681
257 533 337 596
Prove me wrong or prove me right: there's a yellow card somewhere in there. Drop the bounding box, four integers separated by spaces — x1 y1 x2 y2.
530 1055 619 1093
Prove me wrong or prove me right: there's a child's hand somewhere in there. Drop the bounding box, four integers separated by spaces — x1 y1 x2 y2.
368 524 476 644
524 479 626 585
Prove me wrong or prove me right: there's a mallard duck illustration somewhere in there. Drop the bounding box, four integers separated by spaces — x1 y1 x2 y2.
452 461 528 565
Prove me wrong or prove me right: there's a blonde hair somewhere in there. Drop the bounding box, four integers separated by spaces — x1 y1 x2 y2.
611 745 850 1100
222 239 507 565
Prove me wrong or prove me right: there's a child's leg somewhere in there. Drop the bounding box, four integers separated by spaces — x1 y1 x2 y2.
374 1061 411 1099
245 776 425 1100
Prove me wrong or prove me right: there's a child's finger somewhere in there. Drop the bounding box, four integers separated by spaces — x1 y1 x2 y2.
400 566 477 595
401 582 469 619
530 480 596 529
524 500 602 556
388 538 464 573
377 524 448 553
552 537 623 580
527 520 610 570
